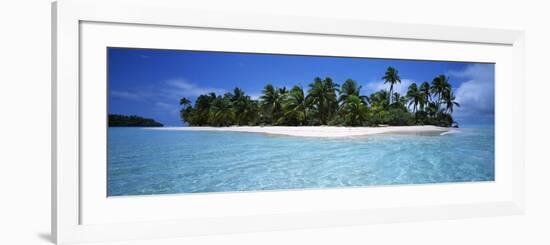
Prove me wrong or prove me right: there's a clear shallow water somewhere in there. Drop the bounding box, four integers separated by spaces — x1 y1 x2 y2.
107 127 494 196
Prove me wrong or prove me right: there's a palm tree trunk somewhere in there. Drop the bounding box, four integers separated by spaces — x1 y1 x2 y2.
302 108 307 126
389 85 393 104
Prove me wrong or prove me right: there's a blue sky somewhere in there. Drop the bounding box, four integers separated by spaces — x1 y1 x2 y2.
108 47 494 126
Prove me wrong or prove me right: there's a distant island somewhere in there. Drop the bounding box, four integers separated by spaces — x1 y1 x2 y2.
179 67 460 128
108 114 163 127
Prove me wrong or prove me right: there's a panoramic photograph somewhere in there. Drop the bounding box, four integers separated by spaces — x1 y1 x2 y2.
107 47 495 197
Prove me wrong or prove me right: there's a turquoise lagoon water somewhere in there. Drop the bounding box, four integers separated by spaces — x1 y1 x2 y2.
107 127 494 196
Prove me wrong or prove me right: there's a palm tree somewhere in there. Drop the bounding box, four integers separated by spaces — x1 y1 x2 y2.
341 95 368 126
187 92 216 126
278 86 288 95
209 95 235 126
382 67 401 104
430 75 451 107
406 83 422 113
282 85 308 125
306 77 339 125
305 78 325 124
391 92 406 108
367 89 390 108
239 99 259 126
232 87 245 100
230 87 253 125
427 101 439 118
339 79 366 105
324 77 340 120
419 81 431 111
179 97 191 107
179 97 195 125
260 84 284 124
441 90 460 113
179 106 195 125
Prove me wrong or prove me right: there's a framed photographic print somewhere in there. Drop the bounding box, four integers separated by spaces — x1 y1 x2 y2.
52 0 525 244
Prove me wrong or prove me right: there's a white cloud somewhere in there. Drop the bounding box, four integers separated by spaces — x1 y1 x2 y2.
110 78 226 105
165 79 226 97
248 92 262 100
363 79 415 95
448 64 495 121
447 64 493 82
155 101 175 110
155 101 180 118
110 90 144 101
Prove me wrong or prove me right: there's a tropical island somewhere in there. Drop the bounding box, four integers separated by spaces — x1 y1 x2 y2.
178 67 460 130
107 48 495 196
108 114 164 127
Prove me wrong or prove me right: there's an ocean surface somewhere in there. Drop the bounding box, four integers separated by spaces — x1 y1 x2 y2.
107 127 494 196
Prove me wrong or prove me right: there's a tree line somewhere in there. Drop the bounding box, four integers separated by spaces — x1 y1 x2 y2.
179 67 460 127
109 114 164 127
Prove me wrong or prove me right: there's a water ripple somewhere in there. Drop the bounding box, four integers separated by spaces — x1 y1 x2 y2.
108 127 495 196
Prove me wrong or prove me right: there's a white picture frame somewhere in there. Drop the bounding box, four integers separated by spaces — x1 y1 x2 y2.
52 0 525 244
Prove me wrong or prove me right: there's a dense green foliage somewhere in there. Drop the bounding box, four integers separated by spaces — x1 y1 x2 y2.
180 67 460 127
109 114 164 127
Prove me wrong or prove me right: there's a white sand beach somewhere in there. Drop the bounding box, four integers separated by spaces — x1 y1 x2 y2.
152 125 450 138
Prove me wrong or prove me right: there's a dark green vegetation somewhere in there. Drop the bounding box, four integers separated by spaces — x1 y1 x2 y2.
180 67 460 127
108 114 164 127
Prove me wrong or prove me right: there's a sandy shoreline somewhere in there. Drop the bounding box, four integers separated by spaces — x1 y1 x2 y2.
151 125 450 138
